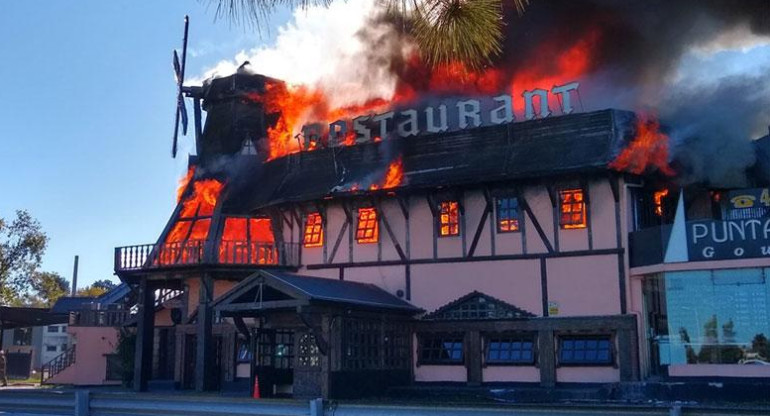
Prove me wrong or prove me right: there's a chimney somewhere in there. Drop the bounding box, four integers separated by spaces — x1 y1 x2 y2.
71 255 79 296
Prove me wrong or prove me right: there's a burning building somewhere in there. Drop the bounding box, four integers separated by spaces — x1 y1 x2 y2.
114 2 770 399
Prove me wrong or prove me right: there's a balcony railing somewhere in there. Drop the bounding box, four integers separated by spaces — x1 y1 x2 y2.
115 240 300 273
69 309 133 327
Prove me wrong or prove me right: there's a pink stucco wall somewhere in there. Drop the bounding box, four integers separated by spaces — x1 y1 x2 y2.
557 367 620 383
186 278 235 318
483 366 539 383
414 365 467 382
546 255 621 316
411 260 542 315
48 327 119 386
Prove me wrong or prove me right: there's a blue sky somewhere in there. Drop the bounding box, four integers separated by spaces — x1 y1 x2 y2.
0 1 290 289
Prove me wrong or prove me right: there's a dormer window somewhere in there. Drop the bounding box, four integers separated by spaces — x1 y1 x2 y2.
559 188 587 229
303 213 323 248
356 208 379 244
438 201 460 237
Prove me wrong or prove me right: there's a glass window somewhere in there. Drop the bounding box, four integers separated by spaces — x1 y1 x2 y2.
303 213 323 248
438 201 460 237
559 336 612 365
419 334 464 365
356 208 379 244
12 328 32 346
660 268 770 365
496 197 521 233
486 335 535 364
559 188 587 229
47 325 59 333
46 345 57 352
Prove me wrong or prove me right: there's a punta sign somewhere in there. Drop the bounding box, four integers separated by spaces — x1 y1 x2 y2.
300 82 581 147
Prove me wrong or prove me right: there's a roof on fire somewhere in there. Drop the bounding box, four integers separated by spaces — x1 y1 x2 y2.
221 109 636 213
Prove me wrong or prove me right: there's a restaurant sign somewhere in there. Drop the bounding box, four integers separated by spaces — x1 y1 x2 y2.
301 82 581 146
687 217 770 261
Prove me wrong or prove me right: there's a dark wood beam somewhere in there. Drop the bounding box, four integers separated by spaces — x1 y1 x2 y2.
307 248 622 269
328 221 348 264
219 299 308 312
519 195 554 253
581 179 593 250
195 274 215 392
133 278 155 392
374 199 407 261
467 188 493 258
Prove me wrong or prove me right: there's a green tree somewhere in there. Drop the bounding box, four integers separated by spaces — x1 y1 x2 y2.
208 0 530 68
91 279 117 292
0 210 48 305
29 271 70 307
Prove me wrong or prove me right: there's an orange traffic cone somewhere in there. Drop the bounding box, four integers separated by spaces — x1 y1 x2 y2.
252 375 261 399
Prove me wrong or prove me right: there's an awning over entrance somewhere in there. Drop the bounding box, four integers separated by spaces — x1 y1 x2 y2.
0 306 68 330
214 270 421 316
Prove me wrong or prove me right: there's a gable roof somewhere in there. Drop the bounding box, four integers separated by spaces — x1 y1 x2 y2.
221 109 635 213
214 270 421 314
422 291 536 321
51 296 97 314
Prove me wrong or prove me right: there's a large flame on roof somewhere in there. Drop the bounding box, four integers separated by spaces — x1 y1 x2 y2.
166 178 225 245
610 115 675 176
245 26 601 161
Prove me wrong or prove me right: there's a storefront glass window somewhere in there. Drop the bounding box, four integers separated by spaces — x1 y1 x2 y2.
661 268 770 365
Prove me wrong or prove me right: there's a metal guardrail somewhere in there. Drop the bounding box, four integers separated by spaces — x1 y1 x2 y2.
1 390 769 416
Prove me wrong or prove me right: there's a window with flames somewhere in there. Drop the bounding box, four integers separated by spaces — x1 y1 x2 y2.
439 201 460 237
496 197 521 233
559 189 587 229
356 207 379 244
303 213 323 248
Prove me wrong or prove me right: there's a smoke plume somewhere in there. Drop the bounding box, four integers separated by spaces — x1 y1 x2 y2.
199 0 770 186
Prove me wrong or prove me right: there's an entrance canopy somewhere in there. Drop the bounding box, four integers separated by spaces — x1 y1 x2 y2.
0 306 68 330
214 270 421 316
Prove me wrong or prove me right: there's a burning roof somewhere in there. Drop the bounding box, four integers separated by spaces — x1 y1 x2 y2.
220 109 636 213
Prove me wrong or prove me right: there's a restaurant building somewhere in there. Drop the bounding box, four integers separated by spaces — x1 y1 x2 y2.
114 73 770 398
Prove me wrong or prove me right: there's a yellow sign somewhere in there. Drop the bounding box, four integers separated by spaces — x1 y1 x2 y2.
548 301 560 316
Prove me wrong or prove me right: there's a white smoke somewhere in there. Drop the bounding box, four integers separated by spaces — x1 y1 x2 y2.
193 0 404 108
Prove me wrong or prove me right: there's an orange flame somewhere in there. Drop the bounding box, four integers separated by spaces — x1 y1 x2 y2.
177 167 195 203
654 189 669 216
179 179 224 218
244 25 604 161
610 115 675 176
218 217 276 264
382 157 404 189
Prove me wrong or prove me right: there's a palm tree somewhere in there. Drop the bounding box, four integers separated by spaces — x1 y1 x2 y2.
206 0 530 68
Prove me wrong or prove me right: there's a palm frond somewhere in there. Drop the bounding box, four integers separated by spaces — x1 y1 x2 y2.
204 0 332 29
412 0 504 69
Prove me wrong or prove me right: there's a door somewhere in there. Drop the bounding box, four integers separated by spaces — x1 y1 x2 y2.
293 331 323 398
252 329 294 397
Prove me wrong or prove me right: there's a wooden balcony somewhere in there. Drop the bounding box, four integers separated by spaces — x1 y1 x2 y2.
69 309 133 327
115 240 300 273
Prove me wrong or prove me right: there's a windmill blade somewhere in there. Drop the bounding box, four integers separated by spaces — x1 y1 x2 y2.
173 50 182 85
179 95 188 135
170 16 190 159
172 106 180 158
